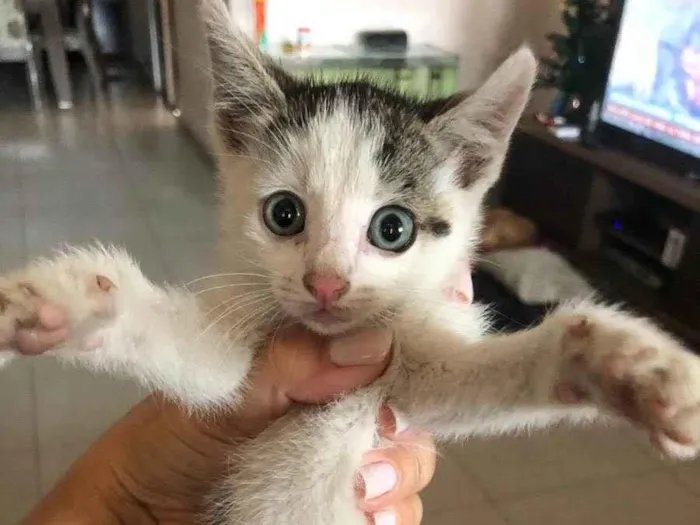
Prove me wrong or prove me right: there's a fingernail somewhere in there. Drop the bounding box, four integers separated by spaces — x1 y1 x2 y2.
390 406 411 436
330 328 392 367
372 510 397 525
359 462 398 500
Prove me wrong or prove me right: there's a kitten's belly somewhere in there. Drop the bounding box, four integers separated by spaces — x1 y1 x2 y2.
217 390 382 525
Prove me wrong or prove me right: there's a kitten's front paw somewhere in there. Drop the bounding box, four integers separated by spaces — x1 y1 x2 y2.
554 312 700 459
0 273 115 359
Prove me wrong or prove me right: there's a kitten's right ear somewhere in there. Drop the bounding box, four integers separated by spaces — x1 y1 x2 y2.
424 46 537 189
199 0 290 151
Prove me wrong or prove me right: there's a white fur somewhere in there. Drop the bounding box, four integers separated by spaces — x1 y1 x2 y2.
0 246 255 408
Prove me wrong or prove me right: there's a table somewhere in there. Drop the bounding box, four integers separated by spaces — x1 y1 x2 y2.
268 44 459 100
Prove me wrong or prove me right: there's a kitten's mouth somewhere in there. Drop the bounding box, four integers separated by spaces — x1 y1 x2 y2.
297 306 357 334
311 308 351 323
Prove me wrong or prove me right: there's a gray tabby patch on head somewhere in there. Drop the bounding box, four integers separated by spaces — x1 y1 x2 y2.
199 0 536 203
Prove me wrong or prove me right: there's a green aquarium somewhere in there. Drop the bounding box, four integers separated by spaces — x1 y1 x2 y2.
269 44 459 100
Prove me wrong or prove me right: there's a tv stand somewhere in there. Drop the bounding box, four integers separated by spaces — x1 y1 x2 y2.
497 116 700 348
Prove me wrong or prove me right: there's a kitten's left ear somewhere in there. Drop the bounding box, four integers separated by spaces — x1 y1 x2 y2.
199 0 294 152
424 46 538 189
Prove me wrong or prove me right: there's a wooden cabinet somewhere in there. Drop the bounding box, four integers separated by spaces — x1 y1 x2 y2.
498 118 700 347
502 132 592 249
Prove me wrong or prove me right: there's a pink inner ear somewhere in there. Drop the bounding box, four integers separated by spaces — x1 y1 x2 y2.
446 261 474 304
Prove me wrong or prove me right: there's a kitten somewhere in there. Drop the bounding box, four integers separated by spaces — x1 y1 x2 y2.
2 1 700 523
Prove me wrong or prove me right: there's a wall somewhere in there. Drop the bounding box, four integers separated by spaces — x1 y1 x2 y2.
173 0 562 151
172 0 215 150
233 0 562 89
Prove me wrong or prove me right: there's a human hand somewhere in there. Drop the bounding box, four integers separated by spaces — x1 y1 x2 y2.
20 309 436 525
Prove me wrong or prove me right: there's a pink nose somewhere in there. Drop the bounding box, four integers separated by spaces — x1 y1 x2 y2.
303 272 350 305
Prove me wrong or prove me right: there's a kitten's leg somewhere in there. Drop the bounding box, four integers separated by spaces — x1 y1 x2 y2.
0 246 254 408
391 302 700 458
210 392 380 525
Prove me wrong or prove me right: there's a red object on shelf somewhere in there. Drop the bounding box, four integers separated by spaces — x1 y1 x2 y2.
254 0 266 46
297 27 311 51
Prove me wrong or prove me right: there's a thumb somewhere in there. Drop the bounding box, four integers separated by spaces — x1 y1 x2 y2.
230 326 392 436
285 327 393 403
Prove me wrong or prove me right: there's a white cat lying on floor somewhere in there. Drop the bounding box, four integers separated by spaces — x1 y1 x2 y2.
1 2 700 524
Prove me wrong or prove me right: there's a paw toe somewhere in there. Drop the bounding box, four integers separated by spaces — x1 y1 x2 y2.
651 433 699 460
565 315 592 339
96 275 115 293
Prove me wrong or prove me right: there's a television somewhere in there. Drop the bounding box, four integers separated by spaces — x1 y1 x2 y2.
599 0 700 178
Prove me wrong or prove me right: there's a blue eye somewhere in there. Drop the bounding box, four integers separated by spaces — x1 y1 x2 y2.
263 192 305 236
368 206 416 253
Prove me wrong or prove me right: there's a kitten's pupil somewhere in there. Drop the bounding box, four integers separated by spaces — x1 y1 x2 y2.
380 215 403 243
273 198 297 228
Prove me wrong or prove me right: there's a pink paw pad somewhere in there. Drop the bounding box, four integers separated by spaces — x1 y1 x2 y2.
565 315 592 339
96 275 114 292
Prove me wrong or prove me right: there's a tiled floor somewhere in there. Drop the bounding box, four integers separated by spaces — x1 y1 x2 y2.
2 80 700 525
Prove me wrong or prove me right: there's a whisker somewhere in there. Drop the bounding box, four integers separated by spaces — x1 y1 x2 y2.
194 283 269 297
225 300 278 342
186 272 270 287
203 289 272 318
200 293 274 338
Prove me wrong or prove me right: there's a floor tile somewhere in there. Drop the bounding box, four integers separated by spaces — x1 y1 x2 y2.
0 186 22 216
426 504 508 525
21 174 138 217
142 190 218 240
0 359 39 524
670 458 700 497
422 448 488 513
159 235 218 285
452 424 664 500
0 445 39 525
0 155 21 188
127 156 217 204
0 359 36 451
497 471 700 525
0 208 26 272
0 105 52 144
48 111 117 151
121 131 215 180
24 208 168 282
34 360 145 493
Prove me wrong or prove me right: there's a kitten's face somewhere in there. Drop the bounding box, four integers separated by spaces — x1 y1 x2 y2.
242 97 475 334
202 1 536 334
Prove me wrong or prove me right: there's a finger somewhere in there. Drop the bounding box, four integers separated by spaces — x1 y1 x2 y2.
328 328 394 367
15 327 70 355
359 434 436 512
281 327 393 404
229 327 392 434
378 406 412 438
290 360 389 403
369 496 423 525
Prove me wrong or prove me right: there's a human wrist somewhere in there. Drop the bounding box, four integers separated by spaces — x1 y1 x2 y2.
21 447 145 525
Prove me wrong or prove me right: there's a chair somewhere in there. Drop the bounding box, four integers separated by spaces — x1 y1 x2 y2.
1 0 106 110
0 0 45 108
24 0 108 104
55 0 106 90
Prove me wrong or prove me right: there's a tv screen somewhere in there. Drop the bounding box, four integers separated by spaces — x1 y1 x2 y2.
601 0 700 161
